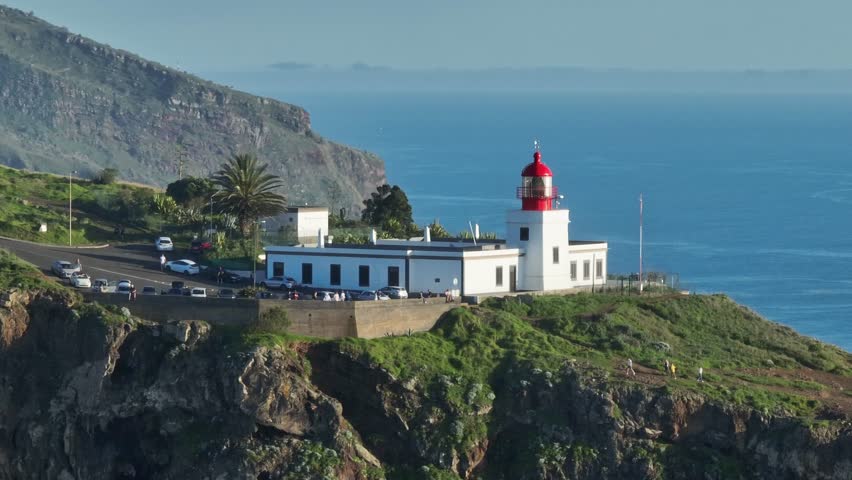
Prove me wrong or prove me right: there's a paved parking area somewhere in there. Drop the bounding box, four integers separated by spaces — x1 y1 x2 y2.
0 237 231 290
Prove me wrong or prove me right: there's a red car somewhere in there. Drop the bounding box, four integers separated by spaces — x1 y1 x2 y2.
189 240 213 254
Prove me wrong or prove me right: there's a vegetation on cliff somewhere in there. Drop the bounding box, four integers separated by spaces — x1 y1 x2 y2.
0 5 385 211
0 249 849 479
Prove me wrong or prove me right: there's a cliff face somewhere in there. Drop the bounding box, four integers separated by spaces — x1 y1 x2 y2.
0 6 385 211
0 289 849 480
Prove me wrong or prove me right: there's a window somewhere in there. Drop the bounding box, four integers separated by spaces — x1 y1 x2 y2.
272 262 284 277
330 264 341 286
388 266 400 287
519 227 529 241
496 266 504 287
301 263 313 285
583 260 590 280
552 246 559 264
570 261 577 281
359 265 370 287
596 259 603 279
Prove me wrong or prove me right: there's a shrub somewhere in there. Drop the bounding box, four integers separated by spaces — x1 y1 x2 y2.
253 306 291 334
94 168 119 185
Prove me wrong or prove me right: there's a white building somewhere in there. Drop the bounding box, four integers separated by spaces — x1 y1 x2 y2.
280 207 329 244
265 146 608 296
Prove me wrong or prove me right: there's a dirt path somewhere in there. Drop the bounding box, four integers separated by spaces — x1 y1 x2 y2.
614 359 852 418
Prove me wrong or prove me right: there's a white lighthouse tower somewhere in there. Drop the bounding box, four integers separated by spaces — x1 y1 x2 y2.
506 142 573 291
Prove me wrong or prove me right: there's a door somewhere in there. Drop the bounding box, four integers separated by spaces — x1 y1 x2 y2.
509 265 517 292
388 266 400 287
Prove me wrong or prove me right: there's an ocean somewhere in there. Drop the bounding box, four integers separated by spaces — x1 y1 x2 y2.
268 91 852 351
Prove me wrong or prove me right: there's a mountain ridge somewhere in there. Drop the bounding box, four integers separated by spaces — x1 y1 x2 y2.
0 5 385 211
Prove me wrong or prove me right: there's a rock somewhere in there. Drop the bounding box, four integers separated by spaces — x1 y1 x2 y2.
652 341 672 351
120 307 131 318
641 427 663 440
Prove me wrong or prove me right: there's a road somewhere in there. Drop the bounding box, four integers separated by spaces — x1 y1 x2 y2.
0 237 236 290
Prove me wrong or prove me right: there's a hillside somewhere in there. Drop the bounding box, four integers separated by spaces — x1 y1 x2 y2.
0 5 385 211
0 250 849 479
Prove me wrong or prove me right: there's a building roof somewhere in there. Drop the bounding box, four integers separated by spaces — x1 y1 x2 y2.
521 151 553 177
285 206 328 213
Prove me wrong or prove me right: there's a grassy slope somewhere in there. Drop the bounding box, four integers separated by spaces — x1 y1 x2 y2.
337 294 851 419
0 165 158 245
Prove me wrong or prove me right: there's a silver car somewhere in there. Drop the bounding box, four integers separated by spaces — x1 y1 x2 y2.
51 260 81 278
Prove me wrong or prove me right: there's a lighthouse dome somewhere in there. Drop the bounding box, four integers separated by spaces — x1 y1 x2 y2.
521 151 553 177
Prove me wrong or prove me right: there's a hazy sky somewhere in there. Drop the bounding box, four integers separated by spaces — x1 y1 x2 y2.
7 0 852 71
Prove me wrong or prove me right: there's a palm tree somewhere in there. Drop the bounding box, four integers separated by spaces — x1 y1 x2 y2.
212 153 287 236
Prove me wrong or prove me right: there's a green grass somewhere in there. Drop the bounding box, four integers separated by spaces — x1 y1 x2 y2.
0 248 67 294
0 165 163 245
333 294 851 425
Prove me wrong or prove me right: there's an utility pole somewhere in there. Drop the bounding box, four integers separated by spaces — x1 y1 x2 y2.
253 219 266 289
68 170 77 246
209 195 214 236
639 193 644 295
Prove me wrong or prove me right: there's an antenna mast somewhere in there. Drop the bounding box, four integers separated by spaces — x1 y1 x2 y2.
639 193 644 294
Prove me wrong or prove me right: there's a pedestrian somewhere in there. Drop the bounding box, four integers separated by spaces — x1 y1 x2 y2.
217 266 224 284
119 225 125 240
664 359 670 376
341 290 346 302
333 291 340 302
75 257 81 270
160 254 166 271
420 292 426 304
626 358 636 377
444 289 450 303
670 363 677 379
697 366 704 383
313 291 318 300
130 285 137 301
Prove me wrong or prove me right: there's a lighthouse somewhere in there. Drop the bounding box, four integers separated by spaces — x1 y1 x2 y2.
506 142 573 291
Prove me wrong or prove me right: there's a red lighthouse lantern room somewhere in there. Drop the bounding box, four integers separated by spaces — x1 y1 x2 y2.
517 142 557 211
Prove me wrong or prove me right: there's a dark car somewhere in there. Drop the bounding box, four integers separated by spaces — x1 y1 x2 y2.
217 288 237 299
189 239 213 254
171 281 185 290
162 287 184 296
141 286 158 295
255 291 276 299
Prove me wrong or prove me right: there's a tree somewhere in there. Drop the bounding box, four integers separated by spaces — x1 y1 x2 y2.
361 184 414 231
212 153 287 236
94 168 118 185
166 177 216 208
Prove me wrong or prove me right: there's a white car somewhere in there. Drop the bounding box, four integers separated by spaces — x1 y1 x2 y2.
92 278 111 293
379 286 409 299
155 237 174 252
164 259 200 275
189 287 207 298
357 290 390 301
51 260 81 278
116 280 133 293
70 273 92 288
260 276 298 290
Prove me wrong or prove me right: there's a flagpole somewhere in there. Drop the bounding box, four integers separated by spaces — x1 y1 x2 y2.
639 193 644 294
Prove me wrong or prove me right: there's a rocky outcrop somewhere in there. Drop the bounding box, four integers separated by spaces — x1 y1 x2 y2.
0 288 849 479
0 6 385 211
308 346 852 480
0 292 379 479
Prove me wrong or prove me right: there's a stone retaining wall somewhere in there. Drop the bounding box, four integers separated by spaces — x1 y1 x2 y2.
80 292 461 339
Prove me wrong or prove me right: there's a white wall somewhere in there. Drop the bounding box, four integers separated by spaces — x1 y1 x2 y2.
462 254 519 295
408 258 461 295
506 209 572 291
266 251 405 291
566 245 608 288
281 209 329 243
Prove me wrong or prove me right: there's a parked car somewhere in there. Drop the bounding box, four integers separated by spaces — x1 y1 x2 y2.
164 259 200 275
141 286 158 295
162 287 184 296
189 287 207 298
92 278 110 293
116 280 133 293
217 288 237 299
189 239 213 254
379 286 409 299
70 273 92 288
255 291 276 299
317 290 336 301
356 290 390 301
171 281 185 290
260 276 297 289
51 260 81 278
155 236 174 252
